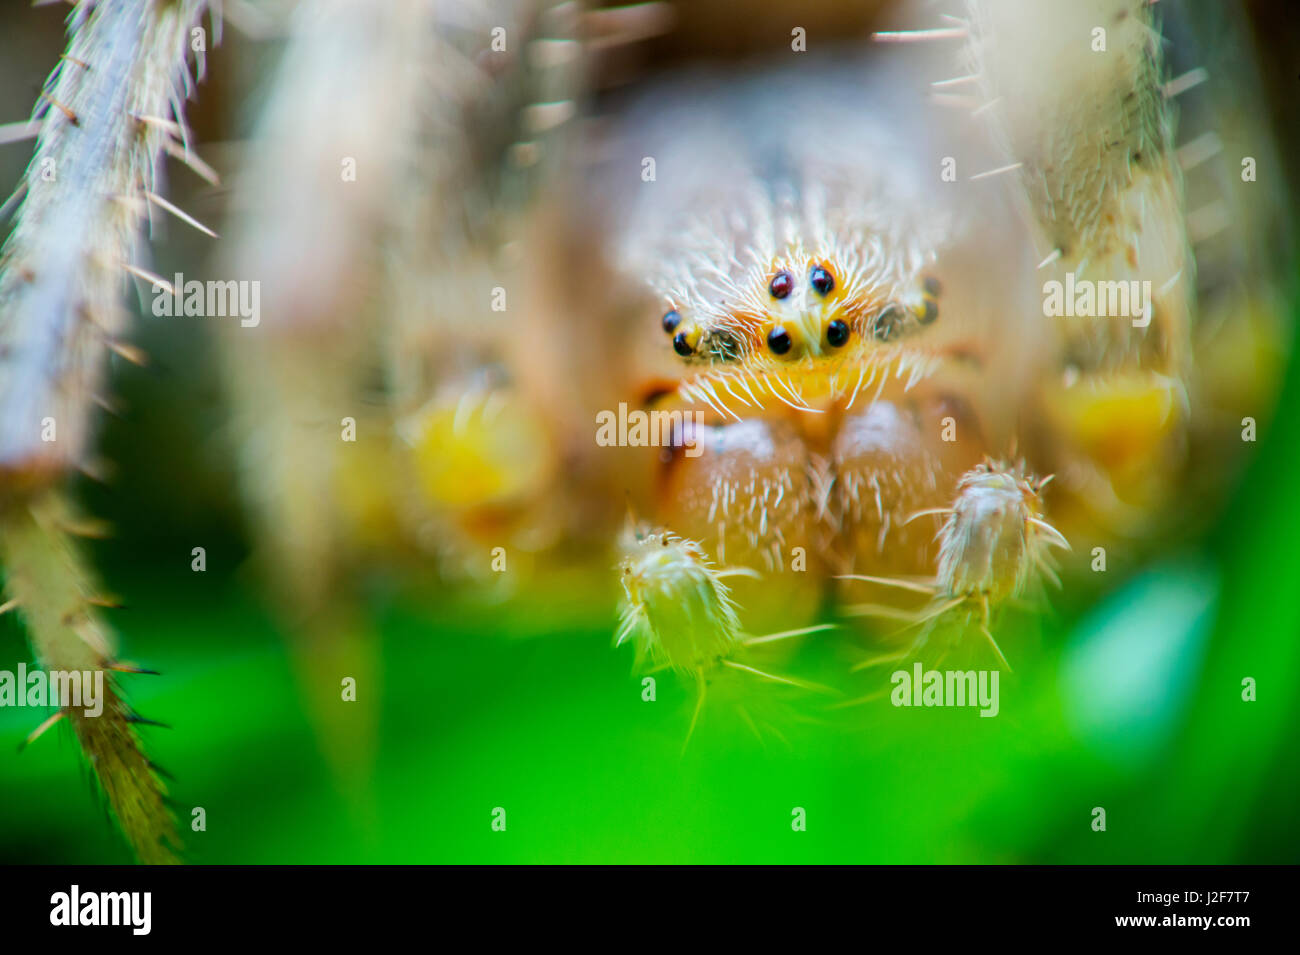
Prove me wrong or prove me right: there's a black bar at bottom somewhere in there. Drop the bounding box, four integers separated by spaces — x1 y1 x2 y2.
2 864 1288 941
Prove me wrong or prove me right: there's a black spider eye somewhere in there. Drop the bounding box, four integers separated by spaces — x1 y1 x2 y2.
826 319 849 347
673 331 693 356
923 276 942 298
767 327 792 355
769 271 794 299
810 266 835 296
662 310 682 333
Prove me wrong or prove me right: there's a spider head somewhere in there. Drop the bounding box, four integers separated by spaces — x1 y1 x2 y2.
658 251 945 414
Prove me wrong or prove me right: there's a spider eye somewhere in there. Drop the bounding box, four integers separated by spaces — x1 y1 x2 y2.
826 319 850 347
673 331 694 356
767 327 792 355
662 310 682 333
769 271 794 300
810 266 835 296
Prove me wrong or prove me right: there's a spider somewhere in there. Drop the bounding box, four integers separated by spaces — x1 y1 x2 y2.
0 0 1288 861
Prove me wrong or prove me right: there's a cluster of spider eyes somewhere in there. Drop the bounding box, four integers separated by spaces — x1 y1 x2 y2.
768 265 835 300
662 265 844 358
661 309 692 356
766 266 845 355
662 269 940 358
